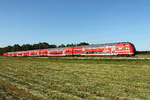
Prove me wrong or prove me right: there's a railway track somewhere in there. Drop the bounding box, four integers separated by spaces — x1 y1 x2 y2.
36 56 150 60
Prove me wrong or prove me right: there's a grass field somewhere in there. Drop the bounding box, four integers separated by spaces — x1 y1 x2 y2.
0 57 150 100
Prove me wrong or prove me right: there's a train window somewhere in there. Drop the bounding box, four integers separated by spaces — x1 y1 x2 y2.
103 50 110 53
86 51 90 54
74 49 80 52
85 51 98 54
118 47 123 50
65 50 71 52
98 51 103 54
82 51 85 54
49 52 63 54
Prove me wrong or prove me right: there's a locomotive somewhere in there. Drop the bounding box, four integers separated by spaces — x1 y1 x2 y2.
3 42 136 57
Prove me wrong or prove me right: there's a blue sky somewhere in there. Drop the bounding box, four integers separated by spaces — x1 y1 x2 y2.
0 0 150 50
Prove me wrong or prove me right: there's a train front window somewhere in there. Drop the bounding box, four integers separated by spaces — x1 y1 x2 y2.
125 47 129 50
118 47 123 50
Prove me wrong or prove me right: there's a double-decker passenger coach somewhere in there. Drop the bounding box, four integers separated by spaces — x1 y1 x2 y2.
3 42 136 57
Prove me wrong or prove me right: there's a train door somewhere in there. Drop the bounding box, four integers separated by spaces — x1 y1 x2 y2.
111 46 117 55
103 46 111 55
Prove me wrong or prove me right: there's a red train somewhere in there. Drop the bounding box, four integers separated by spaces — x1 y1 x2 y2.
3 42 136 57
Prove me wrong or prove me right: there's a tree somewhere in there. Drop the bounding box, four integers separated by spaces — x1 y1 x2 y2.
58 44 66 48
49 44 57 48
22 44 32 50
38 42 50 49
66 43 75 47
77 42 89 46
11 44 21 51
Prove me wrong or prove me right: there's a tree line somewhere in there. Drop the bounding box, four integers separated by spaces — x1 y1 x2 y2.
136 51 150 55
0 42 89 55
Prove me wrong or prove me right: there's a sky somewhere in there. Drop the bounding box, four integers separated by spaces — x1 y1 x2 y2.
0 0 150 50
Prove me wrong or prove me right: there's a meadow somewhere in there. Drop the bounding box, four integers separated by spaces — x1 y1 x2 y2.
0 57 150 100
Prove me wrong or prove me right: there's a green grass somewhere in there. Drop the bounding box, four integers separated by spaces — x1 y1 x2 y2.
0 57 150 100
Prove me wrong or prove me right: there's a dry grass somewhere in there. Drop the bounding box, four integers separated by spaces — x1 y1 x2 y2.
0 57 150 100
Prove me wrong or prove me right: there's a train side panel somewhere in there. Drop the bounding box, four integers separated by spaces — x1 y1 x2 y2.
48 48 64 56
82 45 115 56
